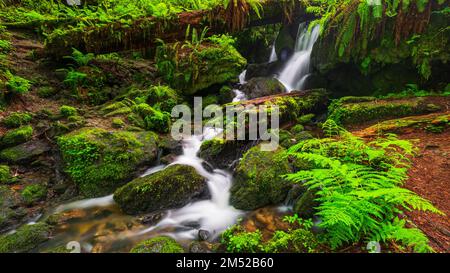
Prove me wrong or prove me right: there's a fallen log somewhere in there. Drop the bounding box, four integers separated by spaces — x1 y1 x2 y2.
43 0 309 58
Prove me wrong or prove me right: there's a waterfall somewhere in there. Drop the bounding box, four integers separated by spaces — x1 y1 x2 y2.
277 23 320 92
137 127 242 240
269 42 278 63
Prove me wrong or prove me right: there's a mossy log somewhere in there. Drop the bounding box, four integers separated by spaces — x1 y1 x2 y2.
43 0 309 58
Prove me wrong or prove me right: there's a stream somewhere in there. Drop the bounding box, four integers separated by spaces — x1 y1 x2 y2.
34 22 319 253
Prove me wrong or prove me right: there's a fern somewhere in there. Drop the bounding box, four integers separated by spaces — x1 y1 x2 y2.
284 126 443 252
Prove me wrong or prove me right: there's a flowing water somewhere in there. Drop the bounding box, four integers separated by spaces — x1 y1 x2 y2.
269 42 278 63
136 127 242 240
38 127 243 252
32 25 321 252
277 23 320 92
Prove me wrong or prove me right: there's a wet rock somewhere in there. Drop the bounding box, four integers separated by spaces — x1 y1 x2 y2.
130 236 184 253
140 211 166 225
230 144 293 210
114 164 208 215
0 185 26 230
189 241 211 253
198 229 210 241
293 188 318 218
245 61 283 80
241 77 286 99
199 138 256 170
0 140 51 163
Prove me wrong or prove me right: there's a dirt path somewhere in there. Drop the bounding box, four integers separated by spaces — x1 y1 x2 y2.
401 130 450 252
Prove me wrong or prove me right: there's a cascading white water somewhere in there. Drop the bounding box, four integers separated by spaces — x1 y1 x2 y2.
277 23 320 92
269 42 278 63
137 127 242 239
232 69 248 102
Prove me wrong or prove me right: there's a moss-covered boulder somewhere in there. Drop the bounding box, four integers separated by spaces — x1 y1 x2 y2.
130 236 184 253
0 125 33 147
199 138 254 170
58 128 159 197
0 140 51 163
114 165 207 215
0 222 51 253
328 96 443 125
241 77 286 99
156 36 246 95
230 145 292 210
2 112 32 128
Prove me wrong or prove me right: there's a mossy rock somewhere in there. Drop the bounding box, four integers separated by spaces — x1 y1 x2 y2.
241 77 286 99
58 128 159 197
0 222 51 253
0 125 33 147
2 112 32 128
230 144 293 210
156 39 246 95
0 185 26 229
114 164 207 215
130 236 184 253
0 140 51 163
328 96 443 125
21 184 47 205
199 138 254 170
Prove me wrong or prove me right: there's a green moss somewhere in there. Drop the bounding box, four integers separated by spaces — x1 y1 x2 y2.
60 105 78 117
230 144 292 210
0 165 11 184
290 124 305 135
37 86 58 98
21 184 47 205
0 222 51 253
58 128 158 197
144 110 171 133
2 112 32 128
131 103 171 133
130 236 184 253
114 164 206 214
145 85 180 112
112 118 125 128
328 96 442 125
0 125 33 147
156 36 246 95
199 138 226 158
6 73 31 94
297 114 315 125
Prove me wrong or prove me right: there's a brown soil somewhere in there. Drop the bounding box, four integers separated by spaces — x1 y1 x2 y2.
400 130 450 253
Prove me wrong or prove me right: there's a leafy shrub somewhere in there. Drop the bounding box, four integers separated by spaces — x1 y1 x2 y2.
222 226 263 253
